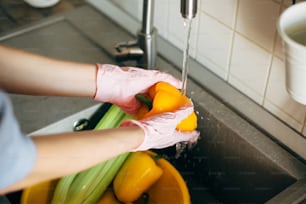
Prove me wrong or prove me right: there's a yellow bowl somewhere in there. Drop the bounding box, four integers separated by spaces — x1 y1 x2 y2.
21 179 58 204
145 151 190 204
21 151 190 204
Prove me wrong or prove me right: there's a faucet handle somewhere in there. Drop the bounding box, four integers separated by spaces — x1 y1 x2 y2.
113 40 144 62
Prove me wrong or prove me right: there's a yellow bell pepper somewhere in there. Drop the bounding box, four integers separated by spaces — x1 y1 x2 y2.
136 82 197 131
113 151 163 203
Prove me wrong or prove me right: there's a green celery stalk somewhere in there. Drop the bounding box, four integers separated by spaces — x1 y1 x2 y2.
50 174 77 204
82 152 129 204
65 161 113 204
95 104 125 130
81 114 134 203
65 105 125 204
51 105 126 204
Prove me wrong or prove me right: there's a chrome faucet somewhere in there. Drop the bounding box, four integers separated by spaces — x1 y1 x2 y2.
114 0 156 69
181 0 198 19
113 0 197 69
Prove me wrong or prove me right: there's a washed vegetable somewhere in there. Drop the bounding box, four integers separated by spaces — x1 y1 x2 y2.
50 174 76 204
113 151 163 203
82 149 129 203
136 82 197 131
51 105 131 204
97 189 121 204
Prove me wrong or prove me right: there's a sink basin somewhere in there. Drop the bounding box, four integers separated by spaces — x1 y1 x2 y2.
1 4 305 204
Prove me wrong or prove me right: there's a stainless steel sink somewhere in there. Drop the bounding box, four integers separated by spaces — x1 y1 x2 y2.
1 4 305 204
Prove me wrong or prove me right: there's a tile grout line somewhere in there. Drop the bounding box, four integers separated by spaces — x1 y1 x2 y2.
225 0 239 82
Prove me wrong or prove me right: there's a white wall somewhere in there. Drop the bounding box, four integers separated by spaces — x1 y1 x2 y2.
101 0 306 137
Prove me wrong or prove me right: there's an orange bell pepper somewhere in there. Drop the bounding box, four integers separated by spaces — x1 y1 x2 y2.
136 82 197 131
113 151 163 203
97 188 121 204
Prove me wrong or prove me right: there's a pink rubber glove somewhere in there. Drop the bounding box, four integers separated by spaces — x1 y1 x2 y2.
94 64 181 115
120 105 200 151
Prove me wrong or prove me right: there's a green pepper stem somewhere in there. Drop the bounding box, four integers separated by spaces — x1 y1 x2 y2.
135 94 153 110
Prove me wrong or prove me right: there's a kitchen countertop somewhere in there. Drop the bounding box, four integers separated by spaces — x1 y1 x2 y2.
0 0 85 32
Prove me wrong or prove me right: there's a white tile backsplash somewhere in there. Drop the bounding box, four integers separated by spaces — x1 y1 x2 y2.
196 12 233 79
229 33 271 104
274 34 284 60
264 57 306 131
154 0 169 38
200 0 237 28
167 0 185 49
107 0 306 136
236 0 280 52
112 0 142 21
167 0 198 58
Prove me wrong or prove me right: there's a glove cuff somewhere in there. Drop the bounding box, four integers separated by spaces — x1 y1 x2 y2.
120 120 148 152
93 64 122 102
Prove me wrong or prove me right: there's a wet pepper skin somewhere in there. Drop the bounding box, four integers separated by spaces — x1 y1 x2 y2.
137 82 197 131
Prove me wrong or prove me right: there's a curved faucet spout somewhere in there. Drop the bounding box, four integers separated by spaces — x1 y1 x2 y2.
181 0 198 19
113 0 198 69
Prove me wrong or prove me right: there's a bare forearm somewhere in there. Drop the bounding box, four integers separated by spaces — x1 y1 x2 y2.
1 126 144 194
0 45 96 97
